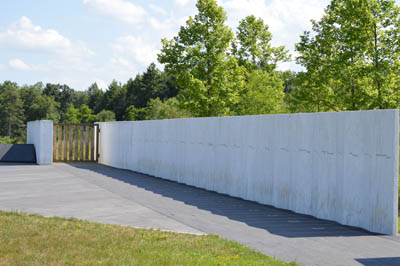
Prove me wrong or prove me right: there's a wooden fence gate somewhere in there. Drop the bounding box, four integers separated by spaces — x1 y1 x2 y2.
53 123 99 162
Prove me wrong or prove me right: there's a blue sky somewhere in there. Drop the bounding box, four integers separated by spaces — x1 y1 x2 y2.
1 0 339 90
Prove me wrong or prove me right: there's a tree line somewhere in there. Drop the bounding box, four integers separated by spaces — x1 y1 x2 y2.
0 64 184 142
1 0 399 143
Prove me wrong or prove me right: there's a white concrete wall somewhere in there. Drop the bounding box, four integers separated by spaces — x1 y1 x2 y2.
98 110 399 235
27 120 53 165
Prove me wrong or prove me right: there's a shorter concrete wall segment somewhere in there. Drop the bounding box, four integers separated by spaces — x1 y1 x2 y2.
27 120 53 165
98 110 399 235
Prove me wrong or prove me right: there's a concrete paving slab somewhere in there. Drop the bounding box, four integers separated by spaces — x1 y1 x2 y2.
0 162 399 266
0 163 203 235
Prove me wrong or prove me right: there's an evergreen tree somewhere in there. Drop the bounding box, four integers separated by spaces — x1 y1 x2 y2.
0 81 25 139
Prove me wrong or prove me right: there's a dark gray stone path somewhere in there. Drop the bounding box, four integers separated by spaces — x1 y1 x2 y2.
0 163 399 266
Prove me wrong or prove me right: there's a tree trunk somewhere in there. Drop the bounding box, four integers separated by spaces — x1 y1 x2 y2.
7 117 12 138
373 21 382 109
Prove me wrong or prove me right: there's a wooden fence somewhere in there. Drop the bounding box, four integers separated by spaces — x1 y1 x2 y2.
53 123 99 162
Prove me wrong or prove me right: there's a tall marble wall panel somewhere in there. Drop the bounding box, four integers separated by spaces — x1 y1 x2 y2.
97 110 399 235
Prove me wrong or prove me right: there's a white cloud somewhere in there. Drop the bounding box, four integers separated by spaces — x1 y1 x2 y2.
84 0 146 24
148 17 180 40
149 4 167 16
9 58 32 71
147 1 196 40
111 35 159 67
223 0 328 48
8 58 49 71
0 16 94 58
0 17 97 90
175 0 191 6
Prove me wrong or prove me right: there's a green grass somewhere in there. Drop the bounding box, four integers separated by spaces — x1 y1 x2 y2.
0 211 296 266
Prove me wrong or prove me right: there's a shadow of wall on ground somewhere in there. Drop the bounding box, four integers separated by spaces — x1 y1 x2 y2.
70 163 378 238
356 257 400 266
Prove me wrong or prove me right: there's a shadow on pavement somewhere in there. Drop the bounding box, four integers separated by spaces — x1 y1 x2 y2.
0 162 37 166
355 257 400 266
70 163 377 238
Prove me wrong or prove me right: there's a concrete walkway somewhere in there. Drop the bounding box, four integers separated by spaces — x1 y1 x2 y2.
0 163 399 266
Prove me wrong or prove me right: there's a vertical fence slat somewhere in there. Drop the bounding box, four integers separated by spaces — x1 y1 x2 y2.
63 125 68 161
53 124 57 161
85 126 90 161
90 125 95 161
80 126 84 161
68 125 74 161
75 126 79 161
58 125 62 160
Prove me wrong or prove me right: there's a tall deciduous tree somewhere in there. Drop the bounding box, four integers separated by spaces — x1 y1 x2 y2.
234 70 285 115
77 104 96 123
231 15 289 115
233 15 290 71
63 104 80 123
158 0 246 117
43 83 75 118
293 0 400 111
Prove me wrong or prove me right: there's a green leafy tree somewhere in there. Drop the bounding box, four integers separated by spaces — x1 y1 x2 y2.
233 15 290 71
159 72 181 100
235 70 285 115
96 110 116 122
293 0 400 111
146 98 191 120
124 105 147 121
158 0 246 117
230 15 290 115
78 104 96 123
19 83 60 123
0 81 25 139
63 104 80 123
43 83 75 119
287 71 337 112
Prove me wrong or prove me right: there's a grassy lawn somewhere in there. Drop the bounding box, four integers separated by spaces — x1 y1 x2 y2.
0 211 296 266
